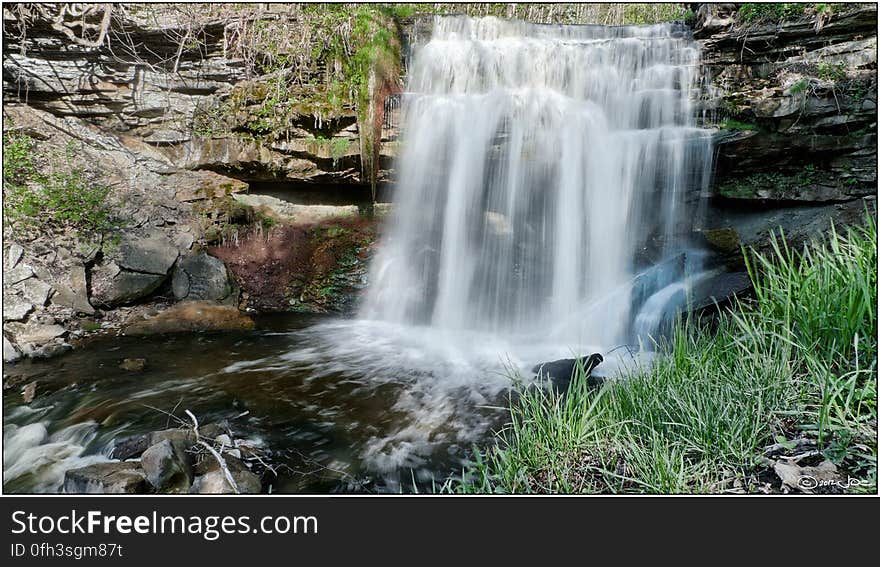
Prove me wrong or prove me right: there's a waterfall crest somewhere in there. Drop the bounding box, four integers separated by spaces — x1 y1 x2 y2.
363 16 713 347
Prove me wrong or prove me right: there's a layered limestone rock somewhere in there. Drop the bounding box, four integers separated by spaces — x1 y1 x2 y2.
694 4 877 262
1 5 400 185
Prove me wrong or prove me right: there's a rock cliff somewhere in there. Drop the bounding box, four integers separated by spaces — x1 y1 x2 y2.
693 3 877 264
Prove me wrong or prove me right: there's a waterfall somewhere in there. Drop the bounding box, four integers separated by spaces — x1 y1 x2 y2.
363 16 713 348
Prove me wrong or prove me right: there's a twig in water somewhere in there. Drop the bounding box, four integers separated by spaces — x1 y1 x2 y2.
185 409 240 494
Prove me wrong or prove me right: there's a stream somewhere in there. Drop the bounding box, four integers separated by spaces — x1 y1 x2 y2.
5 313 610 494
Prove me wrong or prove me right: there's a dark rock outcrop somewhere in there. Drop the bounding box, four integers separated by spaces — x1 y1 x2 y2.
172 252 238 302
532 353 605 393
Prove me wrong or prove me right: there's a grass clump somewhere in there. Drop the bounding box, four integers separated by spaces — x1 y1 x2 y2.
448 215 877 493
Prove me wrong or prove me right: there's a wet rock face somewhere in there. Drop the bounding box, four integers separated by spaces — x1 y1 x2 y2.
532 353 605 393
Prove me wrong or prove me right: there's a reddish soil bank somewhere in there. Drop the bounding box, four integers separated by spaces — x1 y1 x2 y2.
210 216 379 312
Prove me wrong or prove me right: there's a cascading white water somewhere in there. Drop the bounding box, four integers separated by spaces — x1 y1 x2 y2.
363 16 713 346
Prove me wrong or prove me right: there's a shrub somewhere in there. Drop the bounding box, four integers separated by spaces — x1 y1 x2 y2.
2 131 117 236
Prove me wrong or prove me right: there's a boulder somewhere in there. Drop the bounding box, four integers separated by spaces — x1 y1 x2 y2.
63 462 149 494
110 434 153 461
5 243 24 270
140 439 193 492
90 262 167 307
150 428 197 448
6 264 34 285
532 353 605 393
3 335 21 363
116 230 180 276
172 252 237 302
123 301 255 336
17 277 52 307
5 321 67 347
190 455 261 494
3 295 34 322
50 264 94 314
111 429 195 461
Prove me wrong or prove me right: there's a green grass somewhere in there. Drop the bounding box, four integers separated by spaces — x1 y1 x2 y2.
447 214 877 493
789 79 809 94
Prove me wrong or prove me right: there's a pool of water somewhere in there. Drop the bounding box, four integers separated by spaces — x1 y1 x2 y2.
3 313 543 494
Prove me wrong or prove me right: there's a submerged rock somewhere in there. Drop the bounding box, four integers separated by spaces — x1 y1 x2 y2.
122 301 255 335
28 340 73 360
63 462 149 494
532 353 605 392
119 357 147 371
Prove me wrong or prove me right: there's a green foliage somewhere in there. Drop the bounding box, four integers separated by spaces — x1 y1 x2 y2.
817 61 847 83
448 216 878 493
3 130 116 236
304 136 351 161
789 79 809 94
2 129 38 186
739 3 807 24
719 119 757 131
